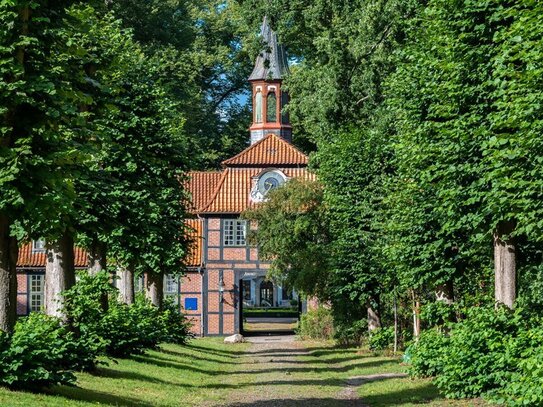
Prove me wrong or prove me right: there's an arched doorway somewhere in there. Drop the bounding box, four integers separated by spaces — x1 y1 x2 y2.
260 280 274 306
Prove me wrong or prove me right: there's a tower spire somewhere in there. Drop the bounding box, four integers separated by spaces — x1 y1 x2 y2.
249 17 292 145
249 16 289 81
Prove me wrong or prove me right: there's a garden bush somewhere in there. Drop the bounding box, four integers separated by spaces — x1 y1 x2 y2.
297 306 334 340
64 272 193 357
490 327 543 406
334 319 367 346
0 313 79 387
407 328 449 378
159 299 195 345
369 327 394 351
433 306 522 399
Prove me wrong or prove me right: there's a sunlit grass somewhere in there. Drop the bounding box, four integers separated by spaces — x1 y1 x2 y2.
0 338 249 407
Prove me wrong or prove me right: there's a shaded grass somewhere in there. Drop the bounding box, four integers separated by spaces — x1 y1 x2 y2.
0 338 487 406
359 377 488 406
0 338 249 407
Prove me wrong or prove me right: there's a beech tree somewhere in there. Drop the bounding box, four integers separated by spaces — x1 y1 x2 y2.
243 179 331 300
0 0 87 325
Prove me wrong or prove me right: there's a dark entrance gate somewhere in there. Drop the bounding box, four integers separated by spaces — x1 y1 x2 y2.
238 278 301 337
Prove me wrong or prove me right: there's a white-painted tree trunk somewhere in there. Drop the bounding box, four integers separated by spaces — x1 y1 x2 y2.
367 302 382 332
145 271 163 309
0 214 18 332
494 221 516 309
117 266 135 305
412 290 420 341
45 232 75 320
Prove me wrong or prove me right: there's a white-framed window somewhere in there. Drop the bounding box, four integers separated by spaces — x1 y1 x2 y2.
29 274 45 312
164 274 179 306
32 239 46 253
223 220 247 246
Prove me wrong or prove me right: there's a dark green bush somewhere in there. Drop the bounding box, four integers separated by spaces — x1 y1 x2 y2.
491 327 543 406
297 306 334 340
0 313 77 387
64 272 193 358
334 319 367 346
434 306 521 399
160 299 194 345
407 328 449 378
369 327 394 351
420 301 456 327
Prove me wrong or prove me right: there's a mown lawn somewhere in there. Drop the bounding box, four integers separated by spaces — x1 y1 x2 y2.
0 338 486 406
0 339 249 406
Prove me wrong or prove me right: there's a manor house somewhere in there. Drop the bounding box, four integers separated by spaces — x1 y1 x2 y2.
15 18 313 337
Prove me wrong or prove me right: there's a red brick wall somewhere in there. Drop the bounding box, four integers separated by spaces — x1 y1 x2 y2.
180 272 203 336
17 272 28 315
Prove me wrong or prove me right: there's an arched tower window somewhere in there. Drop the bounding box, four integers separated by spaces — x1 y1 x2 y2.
281 92 290 124
255 90 263 123
266 91 277 122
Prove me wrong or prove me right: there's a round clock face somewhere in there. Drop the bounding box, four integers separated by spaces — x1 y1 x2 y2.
257 171 285 195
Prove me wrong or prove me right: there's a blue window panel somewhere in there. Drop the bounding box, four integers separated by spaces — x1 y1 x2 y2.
185 298 198 311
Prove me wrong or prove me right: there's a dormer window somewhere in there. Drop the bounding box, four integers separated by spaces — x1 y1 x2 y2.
32 239 46 253
266 91 277 122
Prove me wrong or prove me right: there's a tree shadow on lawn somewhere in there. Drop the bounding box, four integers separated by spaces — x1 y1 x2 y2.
131 354 229 376
361 381 447 406
45 386 155 407
185 342 246 357
159 347 246 365
234 359 398 375
224 398 359 406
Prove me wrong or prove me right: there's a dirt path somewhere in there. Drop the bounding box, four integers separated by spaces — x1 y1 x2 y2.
209 336 404 407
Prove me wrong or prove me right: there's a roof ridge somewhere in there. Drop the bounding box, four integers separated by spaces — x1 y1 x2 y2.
222 133 308 166
197 168 229 212
222 134 273 166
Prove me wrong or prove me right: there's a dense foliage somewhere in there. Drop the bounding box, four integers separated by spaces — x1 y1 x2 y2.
63 272 193 358
0 273 193 388
239 0 543 402
297 307 334 341
0 313 86 387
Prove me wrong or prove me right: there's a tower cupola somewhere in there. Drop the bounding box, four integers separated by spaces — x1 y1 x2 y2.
249 17 292 145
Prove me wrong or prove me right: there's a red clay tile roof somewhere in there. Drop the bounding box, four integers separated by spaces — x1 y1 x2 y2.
199 167 315 214
17 244 87 268
185 218 203 268
222 134 308 167
186 171 223 212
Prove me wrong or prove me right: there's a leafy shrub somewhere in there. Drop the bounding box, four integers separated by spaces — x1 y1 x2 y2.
297 306 334 340
421 301 456 327
334 319 367 346
159 299 194 345
434 306 521 399
369 327 394 351
407 328 449 378
490 327 543 406
64 272 193 358
0 313 77 387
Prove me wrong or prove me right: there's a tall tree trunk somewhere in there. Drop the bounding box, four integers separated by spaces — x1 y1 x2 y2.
494 220 516 309
411 290 420 341
45 231 75 321
367 298 382 332
393 294 398 355
145 271 163 309
88 239 106 275
0 214 18 332
88 239 108 310
117 266 135 305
